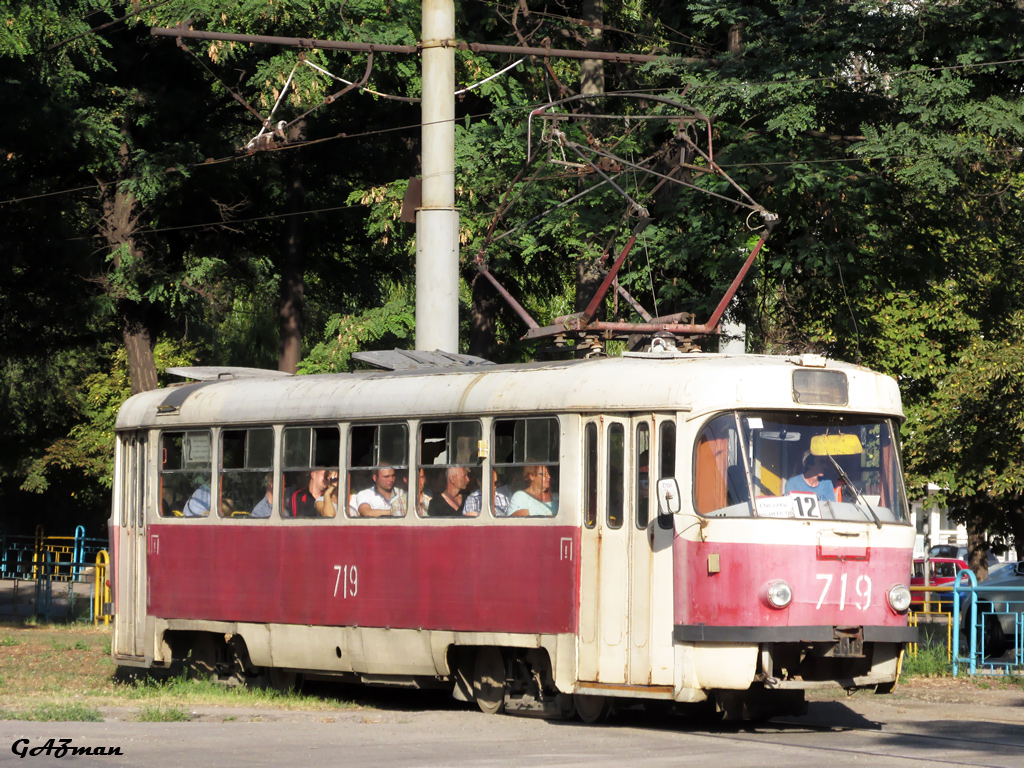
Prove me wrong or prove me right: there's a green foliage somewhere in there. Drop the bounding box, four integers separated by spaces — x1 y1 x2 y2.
21 340 197 494
3 0 1024 550
300 289 416 374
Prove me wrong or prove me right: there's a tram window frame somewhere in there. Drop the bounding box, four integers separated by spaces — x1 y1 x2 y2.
493 416 560 518
219 428 275 519
159 430 213 518
657 420 677 529
347 422 409 518
584 422 598 529
607 422 625 529
635 422 651 530
418 420 483 518
692 411 910 523
281 426 342 519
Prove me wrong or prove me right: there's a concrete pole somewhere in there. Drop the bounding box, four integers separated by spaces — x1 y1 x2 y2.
416 0 460 352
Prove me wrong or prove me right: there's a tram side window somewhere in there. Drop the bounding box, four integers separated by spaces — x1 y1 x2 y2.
419 420 483 517
282 426 341 519
348 423 409 518
160 431 213 518
658 421 677 529
694 414 746 515
584 422 597 528
636 423 651 529
607 423 624 529
494 417 560 518
220 428 275 518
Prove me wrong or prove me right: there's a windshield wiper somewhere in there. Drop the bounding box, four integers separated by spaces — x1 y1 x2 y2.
823 453 882 529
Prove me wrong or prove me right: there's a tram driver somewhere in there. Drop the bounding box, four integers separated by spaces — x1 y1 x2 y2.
784 453 836 502
349 465 407 517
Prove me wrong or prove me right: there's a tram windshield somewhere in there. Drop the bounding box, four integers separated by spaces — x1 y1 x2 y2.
694 411 909 524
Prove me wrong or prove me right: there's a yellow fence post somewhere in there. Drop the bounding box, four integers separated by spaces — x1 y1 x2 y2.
94 550 110 626
908 613 918 657
32 524 44 579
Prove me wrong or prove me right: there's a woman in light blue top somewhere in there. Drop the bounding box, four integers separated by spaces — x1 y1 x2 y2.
509 465 558 517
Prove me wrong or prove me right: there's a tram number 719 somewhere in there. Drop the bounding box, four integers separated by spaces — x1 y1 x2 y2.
333 565 358 599
815 573 871 610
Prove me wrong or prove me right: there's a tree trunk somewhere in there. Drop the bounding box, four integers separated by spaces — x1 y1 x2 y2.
1002 498 1024 562
468 273 498 360
966 501 992 582
100 139 158 394
728 24 745 55
122 316 158 394
576 258 606 316
580 0 604 97
279 123 306 374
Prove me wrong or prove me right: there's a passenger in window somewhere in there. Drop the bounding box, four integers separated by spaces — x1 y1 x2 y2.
463 470 510 517
183 484 212 517
349 466 406 517
250 474 274 518
784 453 836 502
316 471 341 518
415 468 432 516
427 466 469 516
161 485 174 517
509 465 558 517
286 469 333 518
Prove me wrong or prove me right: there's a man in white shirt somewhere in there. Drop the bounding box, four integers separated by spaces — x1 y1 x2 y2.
349 466 407 517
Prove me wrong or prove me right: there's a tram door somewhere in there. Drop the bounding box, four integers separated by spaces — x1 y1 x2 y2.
578 415 675 687
113 433 148 659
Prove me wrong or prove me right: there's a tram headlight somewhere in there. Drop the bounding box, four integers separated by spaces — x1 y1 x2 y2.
763 580 793 609
887 583 912 614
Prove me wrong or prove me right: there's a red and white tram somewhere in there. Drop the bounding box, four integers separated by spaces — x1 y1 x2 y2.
109 345 915 720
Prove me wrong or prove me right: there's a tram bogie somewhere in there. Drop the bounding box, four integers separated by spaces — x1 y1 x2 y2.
109 352 915 722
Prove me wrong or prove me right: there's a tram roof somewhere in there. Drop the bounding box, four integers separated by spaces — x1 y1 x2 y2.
114 353 903 430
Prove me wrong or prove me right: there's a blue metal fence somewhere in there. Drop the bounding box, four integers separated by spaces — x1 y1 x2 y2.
0 527 108 622
952 568 1024 675
0 527 106 582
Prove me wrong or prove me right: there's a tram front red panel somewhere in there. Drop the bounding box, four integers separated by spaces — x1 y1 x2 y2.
675 538 911 628
146 525 580 634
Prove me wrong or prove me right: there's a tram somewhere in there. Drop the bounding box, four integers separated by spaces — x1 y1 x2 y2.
109 343 915 721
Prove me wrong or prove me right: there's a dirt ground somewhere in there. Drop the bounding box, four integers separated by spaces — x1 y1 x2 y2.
881 674 1024 710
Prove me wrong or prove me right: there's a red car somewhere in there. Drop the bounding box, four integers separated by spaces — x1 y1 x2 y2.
911 557 969 611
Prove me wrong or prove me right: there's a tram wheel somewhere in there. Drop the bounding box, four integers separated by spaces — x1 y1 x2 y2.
269 668 301 693
473 648 507 715
983 613 1008 659
555 693 576 720
186 634 218 680
573 693 611 724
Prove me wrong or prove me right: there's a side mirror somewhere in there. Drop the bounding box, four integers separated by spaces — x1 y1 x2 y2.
657 478 681 516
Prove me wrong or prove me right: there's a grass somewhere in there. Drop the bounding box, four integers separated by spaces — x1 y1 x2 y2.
0 619 360 714
136 704 191 722
902 644 952 679
119 672 319 707
1 703 103 722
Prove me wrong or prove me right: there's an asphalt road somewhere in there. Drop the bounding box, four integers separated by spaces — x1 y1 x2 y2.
2 690 1023 768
